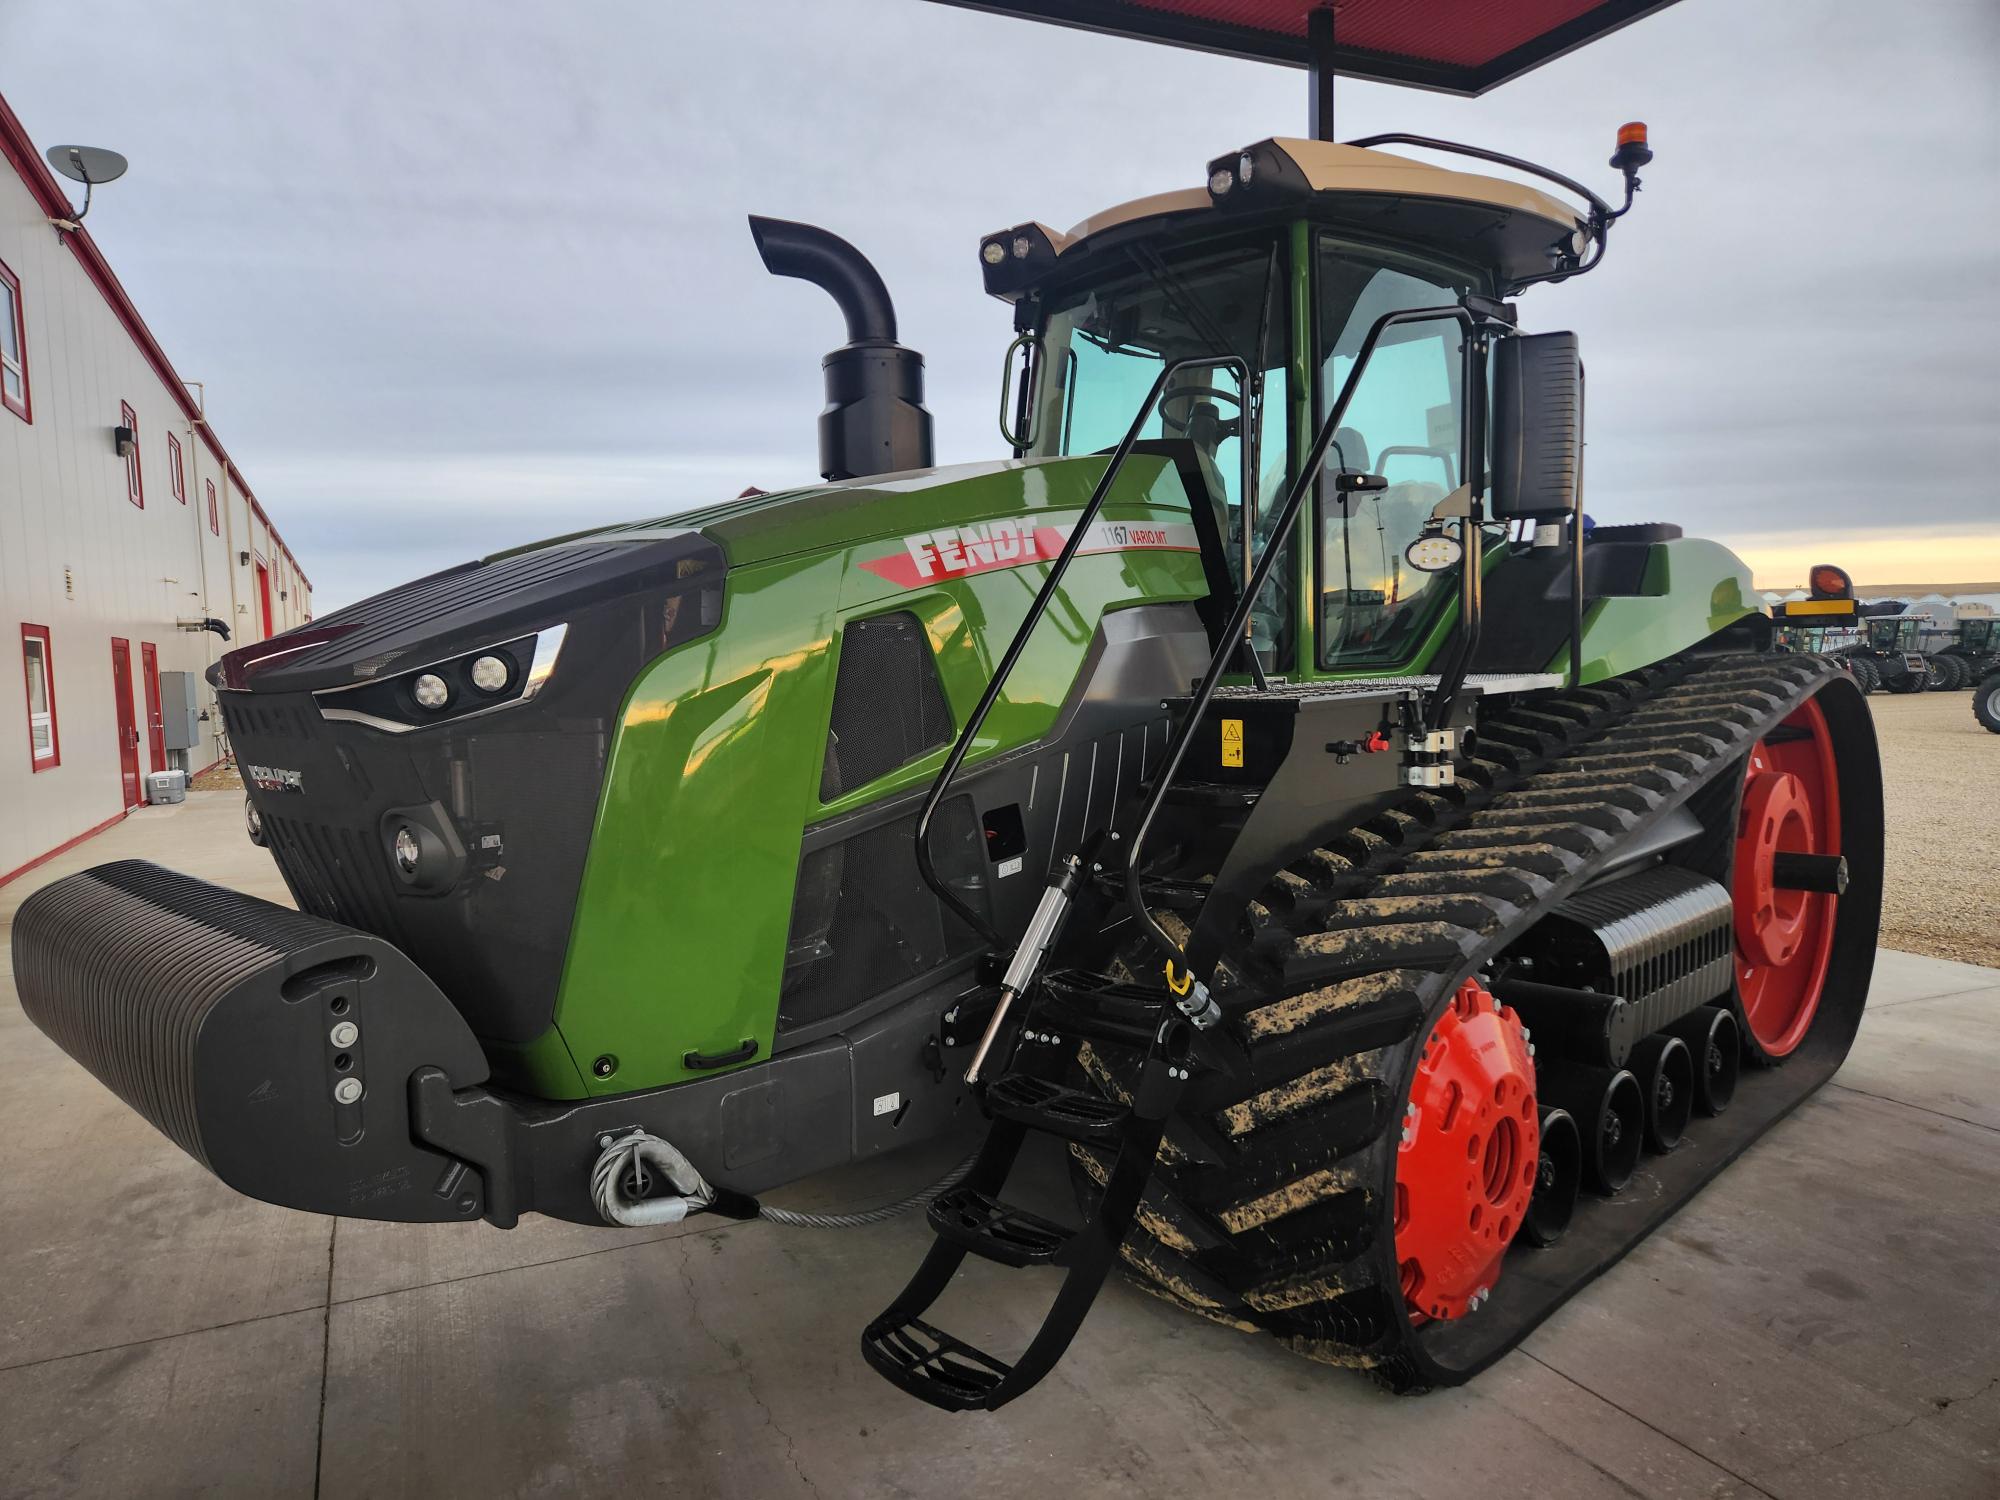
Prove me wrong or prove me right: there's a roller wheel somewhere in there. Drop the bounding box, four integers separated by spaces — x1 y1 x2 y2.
1667 1006 1741 1116
1519 1107 1581 1248
1733 695 1840 1062
1976 673 2000 734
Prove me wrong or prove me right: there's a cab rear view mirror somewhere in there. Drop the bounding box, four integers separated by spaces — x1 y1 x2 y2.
1489 332 1580 521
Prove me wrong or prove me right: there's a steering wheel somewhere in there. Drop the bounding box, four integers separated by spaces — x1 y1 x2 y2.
1158 385 1242 444
1158 386 1242 422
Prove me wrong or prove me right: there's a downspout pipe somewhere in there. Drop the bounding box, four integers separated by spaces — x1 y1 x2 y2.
749 215 934 482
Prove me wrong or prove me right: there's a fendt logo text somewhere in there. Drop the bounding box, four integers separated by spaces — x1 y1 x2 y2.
859 515 1197 590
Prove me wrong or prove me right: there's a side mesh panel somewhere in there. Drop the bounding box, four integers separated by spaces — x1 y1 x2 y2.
820 613 953 801
779 799 983 1033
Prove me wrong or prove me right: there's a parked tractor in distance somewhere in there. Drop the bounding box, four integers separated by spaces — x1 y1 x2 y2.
1851 615 1940 693
1936 615 2000 690
11 0 1886 1413
1977 668 2000 734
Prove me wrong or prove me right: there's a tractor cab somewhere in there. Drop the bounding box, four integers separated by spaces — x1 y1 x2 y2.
982 135 1683 686
1868 616 1921 652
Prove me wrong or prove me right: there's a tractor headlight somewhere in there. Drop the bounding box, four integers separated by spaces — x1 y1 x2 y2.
314 624 567 734
393 825 422 874
469 654 510 693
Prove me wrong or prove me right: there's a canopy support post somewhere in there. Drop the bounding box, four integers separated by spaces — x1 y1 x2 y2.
1307 7 1336 141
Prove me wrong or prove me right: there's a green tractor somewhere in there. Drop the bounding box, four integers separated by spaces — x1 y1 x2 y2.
13 1 1884 1411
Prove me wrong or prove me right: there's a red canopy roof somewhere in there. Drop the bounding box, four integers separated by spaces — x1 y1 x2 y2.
924 0 1682 96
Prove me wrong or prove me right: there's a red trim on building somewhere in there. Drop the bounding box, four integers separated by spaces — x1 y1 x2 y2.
0 808 128 889
120 399 144 507
206 476 219 535
0 91 311 590
20 622 60 771
0 253 27 422
167 430 185 502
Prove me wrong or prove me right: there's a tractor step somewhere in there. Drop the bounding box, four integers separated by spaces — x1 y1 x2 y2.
862 970 1196 1412
927 1185 1076 1267
985 1073 1131 1140
861 1315 1015 1413
1038 968 1179 1048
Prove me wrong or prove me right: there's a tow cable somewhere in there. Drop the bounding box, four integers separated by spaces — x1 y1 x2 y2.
590 1130 979 1230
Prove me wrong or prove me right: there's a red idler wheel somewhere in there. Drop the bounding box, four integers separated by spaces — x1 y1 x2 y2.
1733 695 1841 1059
1395 978 1539 1323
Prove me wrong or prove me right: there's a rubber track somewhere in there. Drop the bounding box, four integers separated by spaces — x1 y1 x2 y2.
1073 650 1844 1387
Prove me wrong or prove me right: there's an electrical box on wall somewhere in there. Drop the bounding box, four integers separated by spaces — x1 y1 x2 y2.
160 671 202 751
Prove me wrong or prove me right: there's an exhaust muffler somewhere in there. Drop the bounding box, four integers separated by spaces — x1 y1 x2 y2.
749 214 934 482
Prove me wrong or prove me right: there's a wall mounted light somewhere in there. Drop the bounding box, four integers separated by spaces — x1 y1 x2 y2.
113 425 135 458
238 551 251 566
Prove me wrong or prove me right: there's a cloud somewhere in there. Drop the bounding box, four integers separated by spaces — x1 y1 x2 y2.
3 0 1995 610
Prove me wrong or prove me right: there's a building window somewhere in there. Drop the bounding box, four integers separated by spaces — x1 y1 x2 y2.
0 257 27 423
120 401 143 508
206 478 219 535
167 432 186 503
21 624 60 771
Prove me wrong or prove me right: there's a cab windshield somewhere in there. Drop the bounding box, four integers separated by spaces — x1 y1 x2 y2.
1027 229 1483 677
1029 238 1292 663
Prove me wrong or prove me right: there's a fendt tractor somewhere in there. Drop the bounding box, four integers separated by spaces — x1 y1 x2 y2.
15 1 1884 1411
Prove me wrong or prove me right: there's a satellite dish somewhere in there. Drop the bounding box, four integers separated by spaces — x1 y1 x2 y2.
40 144 127 228
46 144 129 185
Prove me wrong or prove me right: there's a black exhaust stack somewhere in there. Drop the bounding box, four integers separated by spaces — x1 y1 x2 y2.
749 215 934 482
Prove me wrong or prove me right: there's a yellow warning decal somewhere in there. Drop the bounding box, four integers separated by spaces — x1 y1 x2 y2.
1220 717 1245 768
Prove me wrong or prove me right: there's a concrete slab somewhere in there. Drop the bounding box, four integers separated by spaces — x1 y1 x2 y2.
4 788 1997 1497
0 1000 333 1368
321 1219 1752 1500
0 1309 324 1500
1523 1087 2000 1495
1860 948 2000 1008
1834 986 2000 1131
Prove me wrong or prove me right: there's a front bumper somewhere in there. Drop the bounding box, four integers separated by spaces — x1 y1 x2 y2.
13 860 971 1226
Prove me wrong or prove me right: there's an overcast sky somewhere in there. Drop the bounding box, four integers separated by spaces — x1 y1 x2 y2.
5 0 1997 609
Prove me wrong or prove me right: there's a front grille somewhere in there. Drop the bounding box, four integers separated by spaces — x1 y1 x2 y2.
261 814 412 953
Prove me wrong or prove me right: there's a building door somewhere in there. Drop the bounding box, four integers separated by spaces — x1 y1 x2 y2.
140 641 166 774
256 560 273 638
110 637 142 808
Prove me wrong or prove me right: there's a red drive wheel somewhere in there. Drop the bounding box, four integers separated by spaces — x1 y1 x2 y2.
1395 978 1538 1323
1732 695 1841 1059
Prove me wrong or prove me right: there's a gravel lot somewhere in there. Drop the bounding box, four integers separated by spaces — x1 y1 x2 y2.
1870 687 1999 966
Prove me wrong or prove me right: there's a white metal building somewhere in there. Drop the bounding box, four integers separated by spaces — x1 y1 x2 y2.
0 92 312 885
